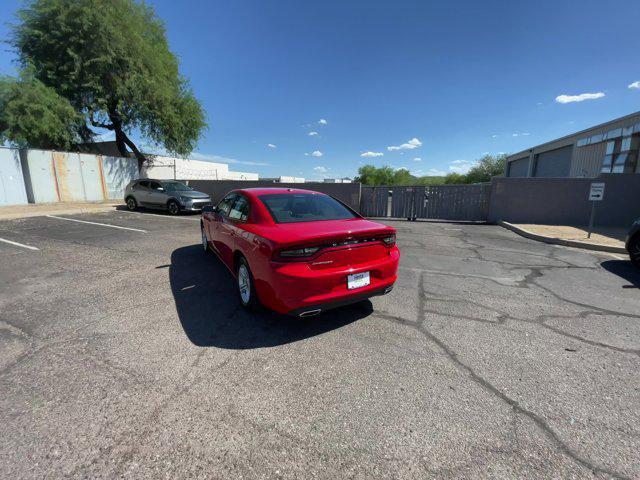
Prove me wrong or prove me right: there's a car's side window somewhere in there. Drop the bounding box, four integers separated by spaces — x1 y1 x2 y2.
149 181 162 191
217 194 237 218
229 195 250 222
136 180 149 189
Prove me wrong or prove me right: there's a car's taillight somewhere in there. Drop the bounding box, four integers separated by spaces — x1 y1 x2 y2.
382 234 396 246
277 246 320 259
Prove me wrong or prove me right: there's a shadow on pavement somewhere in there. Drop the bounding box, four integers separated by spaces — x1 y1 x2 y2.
600 259 640 288
115 205 201 216
169 244 372 349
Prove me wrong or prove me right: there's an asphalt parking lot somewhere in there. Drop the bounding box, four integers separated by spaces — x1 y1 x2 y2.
1 209 639 479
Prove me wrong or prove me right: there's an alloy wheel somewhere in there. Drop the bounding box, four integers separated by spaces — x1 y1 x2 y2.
168 201 179 215
201 226 208 252
238 264 251 305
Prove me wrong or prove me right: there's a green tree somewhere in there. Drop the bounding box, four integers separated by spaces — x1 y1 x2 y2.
9 0 206 167
464 154 507 183
0 73 84 150
355 165 446 186
392 168 413 185
444 172 467 184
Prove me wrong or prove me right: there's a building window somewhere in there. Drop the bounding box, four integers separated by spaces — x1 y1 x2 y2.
601 134 639 173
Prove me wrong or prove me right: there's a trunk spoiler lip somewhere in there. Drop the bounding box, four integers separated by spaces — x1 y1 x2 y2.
271 229 395 262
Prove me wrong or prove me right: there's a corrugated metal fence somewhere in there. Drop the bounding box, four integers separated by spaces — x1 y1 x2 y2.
360 184 491 221
0 148 138 206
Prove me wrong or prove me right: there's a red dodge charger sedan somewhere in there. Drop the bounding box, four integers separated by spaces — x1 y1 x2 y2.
200 188 400 317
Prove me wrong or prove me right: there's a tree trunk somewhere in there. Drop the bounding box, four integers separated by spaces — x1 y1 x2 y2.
109 108 147 172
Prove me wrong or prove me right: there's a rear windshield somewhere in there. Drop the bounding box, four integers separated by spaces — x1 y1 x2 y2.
258 193 357 223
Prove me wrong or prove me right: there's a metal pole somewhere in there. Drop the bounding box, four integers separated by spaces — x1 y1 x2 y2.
587 201 596 239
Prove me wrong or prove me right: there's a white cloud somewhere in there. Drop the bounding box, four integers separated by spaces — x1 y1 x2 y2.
308 131 319 136
427 168 447 176
629 81 640 90
318 119 328 125
314 166 328 173
491 134 499 138
387 137 422 151
360 151 384 158
512 132 531 137
267 143 277 148
555 92 605 104
413 157 422 162
311 150 323 157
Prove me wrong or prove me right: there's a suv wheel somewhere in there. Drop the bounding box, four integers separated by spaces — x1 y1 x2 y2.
629 235 640 268
167 200 180 215
126 197 137 211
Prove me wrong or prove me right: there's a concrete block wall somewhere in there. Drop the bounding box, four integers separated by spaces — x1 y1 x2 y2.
488 174 640 228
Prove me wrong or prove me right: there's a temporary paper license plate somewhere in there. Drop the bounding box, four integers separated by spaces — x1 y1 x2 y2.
347 271 370 290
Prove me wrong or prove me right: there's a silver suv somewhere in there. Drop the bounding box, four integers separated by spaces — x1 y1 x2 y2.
124 179 211 215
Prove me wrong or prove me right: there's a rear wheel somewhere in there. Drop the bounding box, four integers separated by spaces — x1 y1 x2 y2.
629 235 640 268
201 223 211 254
167 200 180 215
126 197 137 211
237 256 260 311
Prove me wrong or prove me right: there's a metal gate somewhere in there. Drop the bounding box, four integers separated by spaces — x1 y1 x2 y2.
360 184 491 221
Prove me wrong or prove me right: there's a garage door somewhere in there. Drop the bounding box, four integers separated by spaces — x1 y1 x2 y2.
534 145 573 177
507 157 529 177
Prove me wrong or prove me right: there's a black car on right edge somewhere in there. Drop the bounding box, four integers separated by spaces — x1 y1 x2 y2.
626 219 640 268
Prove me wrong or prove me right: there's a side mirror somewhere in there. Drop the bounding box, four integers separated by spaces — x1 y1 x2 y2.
202 205 214 213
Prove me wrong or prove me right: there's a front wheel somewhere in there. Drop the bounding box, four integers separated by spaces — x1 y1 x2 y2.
237 257 260 311
126 197 137 211
167 200 180 215
629 235 640 268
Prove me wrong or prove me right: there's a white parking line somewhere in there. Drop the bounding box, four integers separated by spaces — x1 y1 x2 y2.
45 215 147 233
0 237 39 251
118 210 201 221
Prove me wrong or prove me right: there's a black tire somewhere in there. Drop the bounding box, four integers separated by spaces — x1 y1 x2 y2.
629 235 640 268
236 256 260 311
167 200 180 216
126 196 137 211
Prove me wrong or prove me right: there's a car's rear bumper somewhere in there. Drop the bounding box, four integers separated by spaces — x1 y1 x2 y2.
255 246 400 315
288 284 394 317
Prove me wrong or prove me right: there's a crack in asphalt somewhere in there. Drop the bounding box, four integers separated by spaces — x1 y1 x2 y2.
375 272 632 480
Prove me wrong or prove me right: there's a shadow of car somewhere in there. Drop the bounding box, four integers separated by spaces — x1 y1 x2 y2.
600 260 640 289
169 244 373 349
115 205 201 216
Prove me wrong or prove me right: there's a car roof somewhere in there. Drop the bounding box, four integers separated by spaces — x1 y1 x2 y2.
237 187 326 197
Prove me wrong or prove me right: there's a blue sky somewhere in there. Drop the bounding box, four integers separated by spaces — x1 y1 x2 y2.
1 0 639 180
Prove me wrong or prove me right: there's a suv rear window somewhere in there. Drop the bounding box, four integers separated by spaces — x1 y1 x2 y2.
259 193 356 223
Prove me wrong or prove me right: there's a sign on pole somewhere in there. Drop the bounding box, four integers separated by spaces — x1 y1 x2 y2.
587 182 605 238
589 182 605 201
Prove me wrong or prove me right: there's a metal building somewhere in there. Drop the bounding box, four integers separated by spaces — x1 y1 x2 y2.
505 111 640 178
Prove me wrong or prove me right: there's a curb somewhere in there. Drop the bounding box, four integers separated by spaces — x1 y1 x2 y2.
0 204 123 221
499 221 627 254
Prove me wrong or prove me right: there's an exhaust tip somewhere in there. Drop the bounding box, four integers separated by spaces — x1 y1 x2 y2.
299 308 322 318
